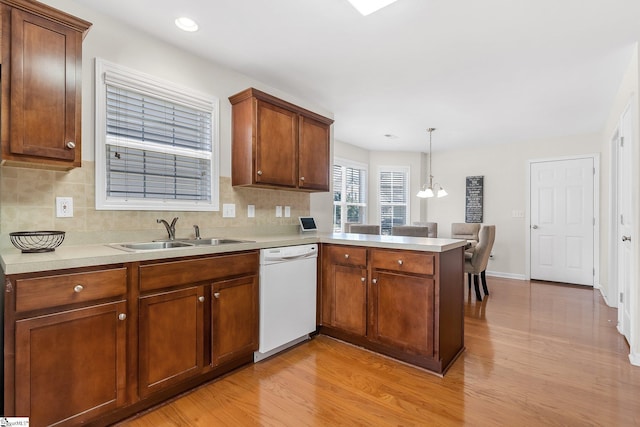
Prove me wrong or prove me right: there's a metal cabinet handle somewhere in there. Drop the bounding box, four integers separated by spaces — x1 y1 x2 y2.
344 253 350 259
372 278 377 284
360 277 365 282
213 292 220 299
73 284 84 293
118 313 126 321
66 141 76 149
532 225 539 229
397 260 403 266
300 176 305 181
257 170 263 176
622 236 631 242
198 296 205 302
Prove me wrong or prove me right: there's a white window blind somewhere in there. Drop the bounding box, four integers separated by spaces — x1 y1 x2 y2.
379 168 409 235
333 159 367 232
95 58 219 211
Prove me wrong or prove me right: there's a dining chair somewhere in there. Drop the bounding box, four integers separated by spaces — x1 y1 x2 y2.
347 224 380 235
391 225 430 237
451 223 480 248
464 225 496 301
412 222 438 237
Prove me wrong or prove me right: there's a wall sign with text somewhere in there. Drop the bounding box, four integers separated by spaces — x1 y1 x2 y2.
465 176 483 223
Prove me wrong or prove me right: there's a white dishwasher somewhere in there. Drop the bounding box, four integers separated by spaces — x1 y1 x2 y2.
255 244 318 362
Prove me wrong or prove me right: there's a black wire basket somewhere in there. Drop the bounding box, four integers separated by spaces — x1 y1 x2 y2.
9 231 66 253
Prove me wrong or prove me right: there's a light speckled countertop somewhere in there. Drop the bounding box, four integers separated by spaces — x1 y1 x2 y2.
0 233 466 275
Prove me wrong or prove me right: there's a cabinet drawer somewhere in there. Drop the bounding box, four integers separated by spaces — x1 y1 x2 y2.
325 245 367 267
371 249 434 276
139 251 259 292
15 268 127 313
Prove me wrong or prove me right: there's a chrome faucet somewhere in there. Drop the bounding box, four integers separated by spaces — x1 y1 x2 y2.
193 224 201 240
157 217 179 240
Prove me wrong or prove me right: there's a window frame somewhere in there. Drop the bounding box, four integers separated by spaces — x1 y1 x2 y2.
333 157 368 233
94 58 220 211
377 166 410 235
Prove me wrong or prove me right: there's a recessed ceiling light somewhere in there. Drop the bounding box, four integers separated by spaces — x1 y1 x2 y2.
346 0 399 16
175 16 199 32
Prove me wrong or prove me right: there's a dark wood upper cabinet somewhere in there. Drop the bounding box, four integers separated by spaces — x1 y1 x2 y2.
229 87 333 192
0 0 91 169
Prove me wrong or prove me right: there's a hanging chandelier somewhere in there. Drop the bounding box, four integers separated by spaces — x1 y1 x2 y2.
416 128 448 198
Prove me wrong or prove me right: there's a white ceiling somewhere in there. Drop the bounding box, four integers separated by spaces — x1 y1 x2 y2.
77 0 640 152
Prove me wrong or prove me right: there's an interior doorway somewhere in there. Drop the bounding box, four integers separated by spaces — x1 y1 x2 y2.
529 156 598 286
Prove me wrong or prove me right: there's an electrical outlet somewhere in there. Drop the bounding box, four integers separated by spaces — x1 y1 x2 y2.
247 205 255 218
275 206 283 217
284 206 291 217
56 197 73 218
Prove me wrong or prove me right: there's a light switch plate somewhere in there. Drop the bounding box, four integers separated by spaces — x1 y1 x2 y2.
275 206 283 217
284 206 291 217
222 203 236 218
56 197 73 218
247 205 255 218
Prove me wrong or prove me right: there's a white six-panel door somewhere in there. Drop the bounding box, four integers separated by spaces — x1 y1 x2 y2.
530 158 595 286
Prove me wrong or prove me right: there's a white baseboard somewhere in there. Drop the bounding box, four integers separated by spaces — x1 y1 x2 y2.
629 352 640 367
485 271 526 281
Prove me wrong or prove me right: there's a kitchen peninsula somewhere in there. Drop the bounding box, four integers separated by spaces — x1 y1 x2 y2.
2 232 465 426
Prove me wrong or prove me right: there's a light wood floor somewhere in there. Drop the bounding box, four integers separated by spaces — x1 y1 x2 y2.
118 278 640 426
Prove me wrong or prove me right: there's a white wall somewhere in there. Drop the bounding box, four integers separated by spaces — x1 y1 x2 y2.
336 135 601 278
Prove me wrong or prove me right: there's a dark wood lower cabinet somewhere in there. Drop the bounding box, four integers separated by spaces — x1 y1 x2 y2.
15 301 127 427
138 286 205 398
320 244 464 375
332 265 367 336
211 275 259 366
371 271 435 356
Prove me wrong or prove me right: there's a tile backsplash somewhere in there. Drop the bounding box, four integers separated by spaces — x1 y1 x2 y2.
0 162 309 246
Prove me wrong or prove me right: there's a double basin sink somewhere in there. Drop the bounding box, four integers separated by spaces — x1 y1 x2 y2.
111 238 252 252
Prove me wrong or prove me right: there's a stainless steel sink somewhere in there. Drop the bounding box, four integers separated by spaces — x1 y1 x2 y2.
110 241 195 252
183 238 253 246
109 238 253 252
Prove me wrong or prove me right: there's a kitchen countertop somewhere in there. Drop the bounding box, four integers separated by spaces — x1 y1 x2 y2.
0 233 466 275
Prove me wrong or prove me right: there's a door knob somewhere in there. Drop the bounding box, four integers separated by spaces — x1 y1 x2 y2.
622 235 631 242
532 225 539 229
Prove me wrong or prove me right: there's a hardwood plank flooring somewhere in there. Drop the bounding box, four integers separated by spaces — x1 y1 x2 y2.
117 278 640 426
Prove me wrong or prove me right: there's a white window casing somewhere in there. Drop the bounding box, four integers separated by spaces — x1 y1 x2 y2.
95 58 219 211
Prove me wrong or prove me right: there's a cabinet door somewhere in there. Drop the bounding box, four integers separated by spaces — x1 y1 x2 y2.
372 271 435 357
15 301 127 426
298 115 330 191
139 286 205 398
255 100 297 187
211 275 259 367
332 265 367 336
8 8 81 164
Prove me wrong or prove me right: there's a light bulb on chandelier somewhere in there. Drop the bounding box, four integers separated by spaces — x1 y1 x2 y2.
416 128 447 198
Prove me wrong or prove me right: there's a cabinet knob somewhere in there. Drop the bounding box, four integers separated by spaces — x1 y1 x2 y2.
372 278 377 284
397 259 403 265
198 296 205 302
66 141 76 149
213 292 220 299
73 284 84 293
344 253 350 259
257 170 263 176
300 176 305 181
622 235 631 242
361 277 365 282
118 313 127 321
